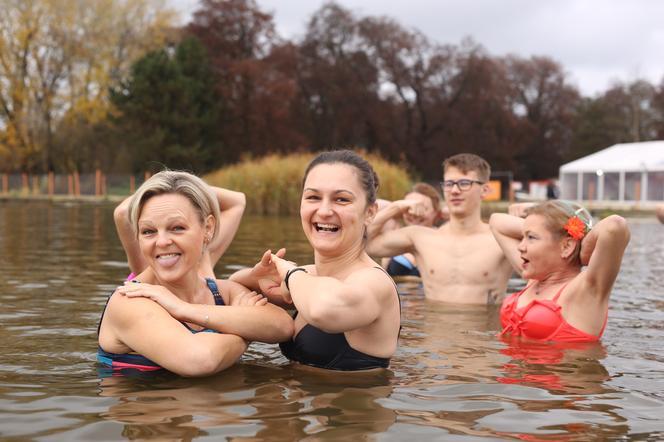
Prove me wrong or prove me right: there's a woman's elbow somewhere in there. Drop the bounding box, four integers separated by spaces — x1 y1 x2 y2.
603 215 631 243
173 346 218 377
306 303 347 333
113 203 128 224
176 339 244 377
270 314 294 343
306 302 329 327
254 308 294 343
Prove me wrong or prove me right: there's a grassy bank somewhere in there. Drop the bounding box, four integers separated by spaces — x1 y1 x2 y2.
204 152 412 215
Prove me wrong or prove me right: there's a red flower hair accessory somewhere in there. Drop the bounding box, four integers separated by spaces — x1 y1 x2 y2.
563 216 588 240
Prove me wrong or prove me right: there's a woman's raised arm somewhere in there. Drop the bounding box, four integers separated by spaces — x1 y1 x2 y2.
580 215 630 299
489 212 525 275
206 187 246 267
113 196 146 275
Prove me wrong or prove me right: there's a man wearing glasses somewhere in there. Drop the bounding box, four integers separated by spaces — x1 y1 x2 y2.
367 153 513 304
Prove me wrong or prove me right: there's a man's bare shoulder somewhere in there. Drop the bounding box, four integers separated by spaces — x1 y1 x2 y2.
396 224 436 238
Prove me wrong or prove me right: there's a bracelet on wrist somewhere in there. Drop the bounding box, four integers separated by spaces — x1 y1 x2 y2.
285 267 308 292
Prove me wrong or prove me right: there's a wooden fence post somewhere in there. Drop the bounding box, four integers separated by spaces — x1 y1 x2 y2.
32 175 39 194
74 171 80 196
48 171 54 196
21 173 28 194
95 169 101 196
130 175 135 194
2 174 7 194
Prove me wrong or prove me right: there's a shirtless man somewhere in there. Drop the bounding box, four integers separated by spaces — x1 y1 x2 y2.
366 153 513 304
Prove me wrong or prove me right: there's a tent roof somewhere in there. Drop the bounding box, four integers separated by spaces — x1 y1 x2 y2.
560 141 664 173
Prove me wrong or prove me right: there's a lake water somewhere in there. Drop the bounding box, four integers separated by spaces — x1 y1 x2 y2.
1 200 663 440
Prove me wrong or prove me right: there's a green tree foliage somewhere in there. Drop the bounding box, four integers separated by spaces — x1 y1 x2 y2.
0 0 176 173
111 37 222 173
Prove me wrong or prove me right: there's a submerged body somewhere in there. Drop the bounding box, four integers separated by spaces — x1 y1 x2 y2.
400 222 512 304
367 155 513 304
98 278 226 371
98 172 292 377
490 201 630 342
500 284 607 342
232 151 401 371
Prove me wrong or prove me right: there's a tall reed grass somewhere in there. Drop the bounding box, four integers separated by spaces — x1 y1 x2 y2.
204 151 413 215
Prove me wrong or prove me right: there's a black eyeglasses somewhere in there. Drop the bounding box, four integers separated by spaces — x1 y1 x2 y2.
440 179 485 192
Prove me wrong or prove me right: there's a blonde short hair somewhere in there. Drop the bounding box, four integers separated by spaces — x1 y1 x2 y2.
128 170 220 241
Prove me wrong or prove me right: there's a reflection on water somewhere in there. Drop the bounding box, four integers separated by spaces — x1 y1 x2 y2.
1 200 663 440
98 364 395 440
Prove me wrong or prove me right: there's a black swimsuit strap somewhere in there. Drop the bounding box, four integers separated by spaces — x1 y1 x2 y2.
372 266 401 312
372 265 402 338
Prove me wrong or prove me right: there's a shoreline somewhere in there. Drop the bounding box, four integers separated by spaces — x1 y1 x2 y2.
0 194 125 203
2 194 661 219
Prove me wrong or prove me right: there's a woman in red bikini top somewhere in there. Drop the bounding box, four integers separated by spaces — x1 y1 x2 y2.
489 200 630 342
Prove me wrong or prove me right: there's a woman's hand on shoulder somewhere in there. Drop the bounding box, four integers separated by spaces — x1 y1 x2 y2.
116 281 188 320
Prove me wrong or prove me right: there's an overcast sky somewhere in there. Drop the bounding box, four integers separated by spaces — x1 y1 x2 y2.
172 0 664 97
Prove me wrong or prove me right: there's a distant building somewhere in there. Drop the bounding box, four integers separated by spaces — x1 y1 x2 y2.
559 141 664 202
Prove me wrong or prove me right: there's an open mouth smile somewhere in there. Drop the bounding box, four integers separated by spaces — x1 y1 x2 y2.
156 252 181 267
314 222 340 233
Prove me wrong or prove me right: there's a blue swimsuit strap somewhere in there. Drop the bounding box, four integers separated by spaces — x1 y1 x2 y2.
180 278 224 333
392 254 416 270
204 278 225 306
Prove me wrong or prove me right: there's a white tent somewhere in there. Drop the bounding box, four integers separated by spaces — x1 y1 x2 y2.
559 141 664 202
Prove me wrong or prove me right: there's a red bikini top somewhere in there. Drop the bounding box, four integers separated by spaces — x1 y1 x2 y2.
500 284 607 343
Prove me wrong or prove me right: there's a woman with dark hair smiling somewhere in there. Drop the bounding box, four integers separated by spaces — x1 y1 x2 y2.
232 150 401 371
490 201 630 342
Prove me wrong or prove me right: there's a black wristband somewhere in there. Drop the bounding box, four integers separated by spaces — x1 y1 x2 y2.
285 267 308 292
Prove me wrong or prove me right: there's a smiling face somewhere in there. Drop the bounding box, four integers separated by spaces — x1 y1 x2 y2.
403 192 437 227
518 214 568 279
300 163 376 257
442 166 486 217
137 193 213 283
